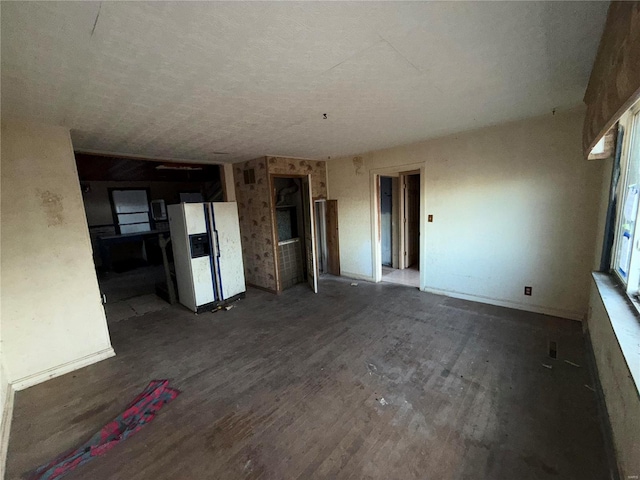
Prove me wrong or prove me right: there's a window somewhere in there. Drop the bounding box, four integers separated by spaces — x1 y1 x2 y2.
110 189 151 234
611 102 640 297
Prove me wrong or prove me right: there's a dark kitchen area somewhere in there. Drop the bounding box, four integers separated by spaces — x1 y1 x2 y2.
75 153 223 316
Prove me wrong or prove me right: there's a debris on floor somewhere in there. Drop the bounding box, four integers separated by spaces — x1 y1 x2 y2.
28 380 180 480
585 384 596 392
211 300 239 313
350 282 358 287
564 360 581 368
105 293 171 323
542 363 553 369
378 397 388 406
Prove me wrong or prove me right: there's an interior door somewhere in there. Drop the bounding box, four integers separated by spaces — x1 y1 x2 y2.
302 175 318 293
326 199 340 275
314 200 327 273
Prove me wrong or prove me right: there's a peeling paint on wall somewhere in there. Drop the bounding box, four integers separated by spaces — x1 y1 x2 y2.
37 189 65 226
352 156 365 175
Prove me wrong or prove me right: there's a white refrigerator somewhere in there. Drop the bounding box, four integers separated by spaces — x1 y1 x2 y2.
168 202 246 313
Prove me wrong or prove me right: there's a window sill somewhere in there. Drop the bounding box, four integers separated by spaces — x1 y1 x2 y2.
591 272 640 395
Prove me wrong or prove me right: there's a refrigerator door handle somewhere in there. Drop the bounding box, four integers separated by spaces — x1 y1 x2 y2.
206 203 224 301
214 230 221 258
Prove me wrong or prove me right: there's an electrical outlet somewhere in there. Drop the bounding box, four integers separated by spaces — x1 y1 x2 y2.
524 286 532 296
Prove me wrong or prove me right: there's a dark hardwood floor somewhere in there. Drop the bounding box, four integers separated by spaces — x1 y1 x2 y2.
6 276 610 479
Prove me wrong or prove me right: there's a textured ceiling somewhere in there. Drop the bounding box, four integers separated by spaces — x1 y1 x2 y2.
1 1 608 163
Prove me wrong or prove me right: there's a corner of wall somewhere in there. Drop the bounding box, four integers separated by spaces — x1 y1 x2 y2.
222 163 237 202
10 347 116 392
0 371 14 480
2 119 115 391
234 157 277 291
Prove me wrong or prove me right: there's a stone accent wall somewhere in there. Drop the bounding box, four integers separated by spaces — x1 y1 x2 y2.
233 157 276 291
235 156 328 292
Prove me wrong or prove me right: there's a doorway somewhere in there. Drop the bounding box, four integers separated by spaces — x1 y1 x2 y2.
377 171 420 288
273 176 308 290
272 174 321 293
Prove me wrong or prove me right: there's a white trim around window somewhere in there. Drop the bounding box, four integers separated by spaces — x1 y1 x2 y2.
611 102 640 301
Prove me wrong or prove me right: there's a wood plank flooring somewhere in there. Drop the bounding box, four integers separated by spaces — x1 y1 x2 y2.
6 276 610 479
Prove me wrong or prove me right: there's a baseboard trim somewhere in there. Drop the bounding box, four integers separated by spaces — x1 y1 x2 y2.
340 271 375 283
0 383 15 480
246 283 278 295
421 286 585 322
11 347 116 392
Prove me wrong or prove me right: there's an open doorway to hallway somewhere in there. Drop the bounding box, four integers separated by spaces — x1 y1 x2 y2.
379 172 420 288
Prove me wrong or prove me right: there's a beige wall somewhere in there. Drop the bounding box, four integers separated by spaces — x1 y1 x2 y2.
1 121 114 388
587 282 640 478
0 356 10 479
327 108 606 320
0 333 6 419
0 363 6 420
223 163 236 202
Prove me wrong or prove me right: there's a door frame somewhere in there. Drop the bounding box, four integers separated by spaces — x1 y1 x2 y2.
318 198 340 276
370 163 426 289
314 199 328 274
269 173 319 293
